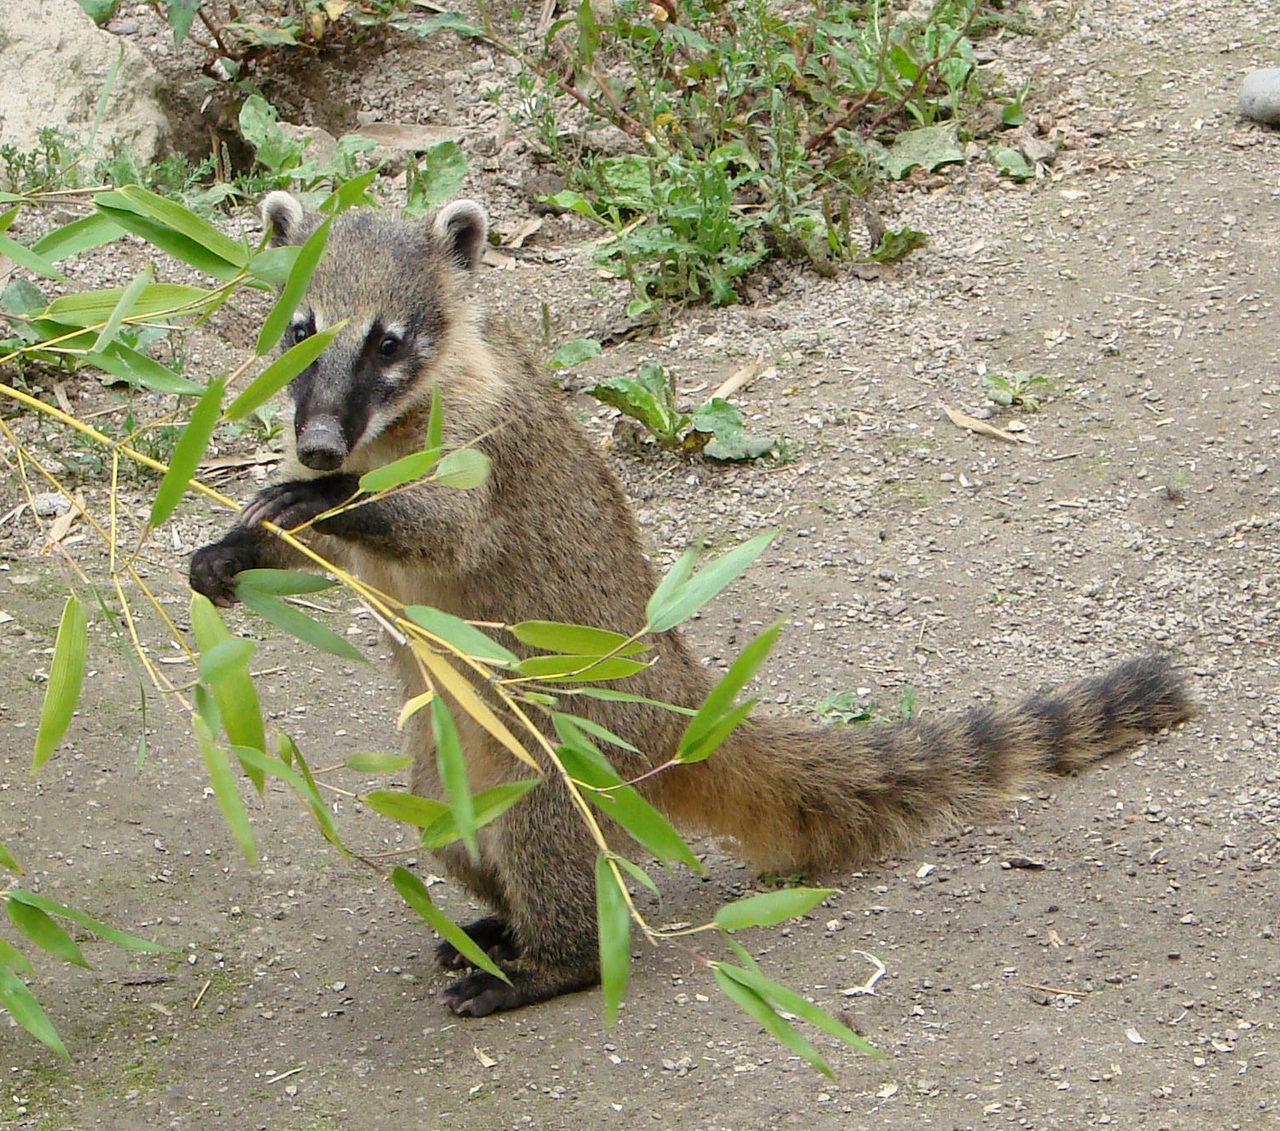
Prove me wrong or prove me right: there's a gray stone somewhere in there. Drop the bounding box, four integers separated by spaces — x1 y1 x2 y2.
1239 69 1280 126
0 0 168 163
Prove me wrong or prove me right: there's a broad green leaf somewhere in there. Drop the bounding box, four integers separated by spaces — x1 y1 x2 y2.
190 594 267 790
511 621 646 658
404 141 468 212
714 965 831 1078
87 341 202 395
713 888 834 932
194 718 257 867
358 448 441 494
677 622 780 762
420 780 539 848
94 194 244 280
0 229 65 283
432 697 477 862
547 338 602 369
718 962 881 1059
234 740 344 852
403 605 518 668
345 752 414 774
362 790 450 828
0 937 31 972
433 448 490 490
881 122 964 180
5 900 88 969
42 282 211 328
596 855 630 1026
517 654 649 683
92 263 154 354
549 711 638 754
0 841 21 874
992 146 1034 182
236 588 367 664
196 637 255 684
390 865 510 982
32 595 87 773
234 568 337 597
396 9 486 38
74 0 119 22
226 321 345 420
645 532 777 634
256 216 333 355
149 376 225 528
0 964 68 1059
164 0 200 46
31 212 124 262
1 278 45 317
113 185 249 269
588 364 686 446
8 890 168 953
554 732 624 790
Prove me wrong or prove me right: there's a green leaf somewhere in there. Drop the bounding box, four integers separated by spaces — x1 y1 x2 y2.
73 0 117 25
433 448 490 490
403 606 519 668
590 785 701 870
677 622 779 762
32 595 87 774
547 338 602 369
318 169 381 215
1 278 45 317
31 212 124 262
86 341 202 396
164 0 200 46
6 900 88 968
0 229 65 283
6 890 167 953
235 587 367 664
548 711 638 754
566 686 696 715
113 185 248 269
346 752 414 774
869 225 928 264
510 621 645 658
432 697 477 862
190 594 267 791
0 841 21 874
227 322 344 420
611 854 659 896
713 887 834 931
596 855 630 1026
246 245 299 288
394 9 487 38
992 146 1035 182
645 532 777 634
362 790 450 828
41 282 211 328
0 937 31 973
420 780 539 848
390 866 510 982
234 568 337 597
233 740 344 852
358 448 441 494
587 363 686 446
425 385 443 449
0 964 68 1059
404 141 468 212
194 717 257 867
644 542 701 629
517 654 649 683
196 637 256 684
717 962 881 1060
714 965 831 1078
148 376 225 528
675 699 755 767
93 195 243 280
256 216 333 355
881 123 965 180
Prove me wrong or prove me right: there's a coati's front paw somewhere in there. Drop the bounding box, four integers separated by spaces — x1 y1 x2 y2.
435 916 519 972
441 959 599 1017
441 970 528 1017
189 528 259 607
239 474 360 533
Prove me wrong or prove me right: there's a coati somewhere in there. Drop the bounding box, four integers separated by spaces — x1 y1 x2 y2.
190 193 1193 1018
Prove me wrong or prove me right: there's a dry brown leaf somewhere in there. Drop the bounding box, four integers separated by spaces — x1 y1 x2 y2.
44 491 84 547
505 217 543 249
712 353 775 401
940 403 1030 444
474 1046 498 1068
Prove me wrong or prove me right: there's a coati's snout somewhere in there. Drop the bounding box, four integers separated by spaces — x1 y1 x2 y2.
295 414 348 471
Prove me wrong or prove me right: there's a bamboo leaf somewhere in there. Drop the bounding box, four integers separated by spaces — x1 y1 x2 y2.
588 784 701 870
358 447 441 494
256 216 332 354
5 900 89 969
32 595 87 773
713 888 834 932
0 964 68 1059
510 621 646 658
425 384 443 449
42 282 211 327
227 321 345 419
0 937 31 973
596 855 630 1026
94 194 243 280
91 263 154 353
567 686 696 715
714 965 832 1078
420 780 539 848
675 699 755 766
86 341 202 395
113 185 249 269
644 542 701 628
548 711 638 753
236 588 367 664
612 853 659 896
319 169 379 214
646 532 777 634
246 244 299 288
196 636 255 684
403 605 518 668
345 751 414 774
31 212 124 262
235 739 345 852
362 790 450 827
0 229 65 283
677 621 779 762
0 841 21 874
234 568 337 597
432 448 490 490
5 890 168 953
148 376 225 528
432 697 477 862
194 717 257 867
516 654 649 683
190 593 266 791
390 866 510 982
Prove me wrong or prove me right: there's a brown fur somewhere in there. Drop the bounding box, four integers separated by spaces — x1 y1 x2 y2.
190 197 1193 1017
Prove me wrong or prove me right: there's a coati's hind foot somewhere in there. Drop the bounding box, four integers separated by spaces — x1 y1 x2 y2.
435 916 519 972
441 958 599 1017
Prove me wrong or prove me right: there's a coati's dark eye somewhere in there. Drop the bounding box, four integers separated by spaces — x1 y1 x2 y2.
377 334 402 359
290 322 312 346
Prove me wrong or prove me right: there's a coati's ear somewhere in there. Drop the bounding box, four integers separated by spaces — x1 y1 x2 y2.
433 200 488 273
261 191 308 247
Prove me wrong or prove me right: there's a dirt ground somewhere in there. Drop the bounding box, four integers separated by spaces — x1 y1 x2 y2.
1 1 1278 1128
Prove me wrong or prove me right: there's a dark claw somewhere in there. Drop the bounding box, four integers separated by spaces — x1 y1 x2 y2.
441 970 530 1017
435 916 519 972
189 527 258 607
240 475 358 533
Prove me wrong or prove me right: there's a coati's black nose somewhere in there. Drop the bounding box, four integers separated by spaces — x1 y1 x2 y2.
296 417 347 471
